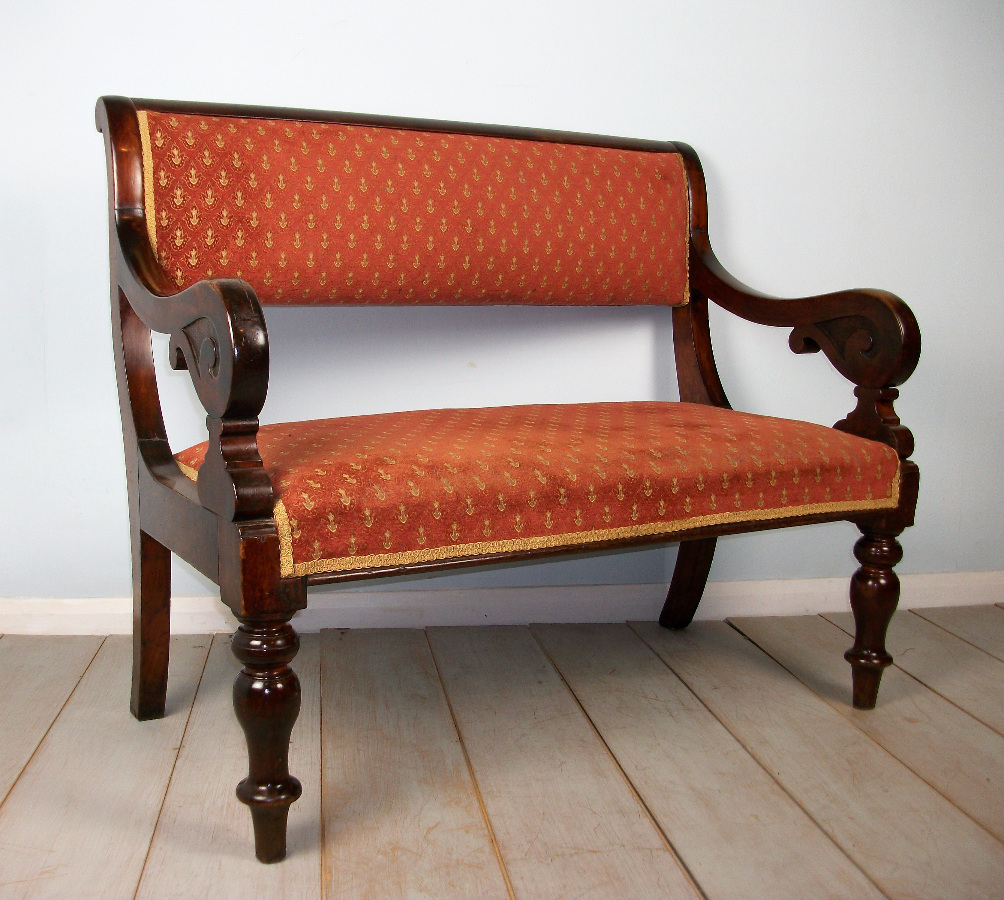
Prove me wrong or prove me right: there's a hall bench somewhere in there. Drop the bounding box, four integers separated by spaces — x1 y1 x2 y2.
96 96 920 863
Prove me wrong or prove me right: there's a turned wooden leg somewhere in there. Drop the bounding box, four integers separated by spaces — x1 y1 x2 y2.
845 529 903 709
659 538 717 629
130 529 171 720
232 618 302 863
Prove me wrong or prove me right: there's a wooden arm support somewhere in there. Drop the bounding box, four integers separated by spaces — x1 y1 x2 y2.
665 146 921 706
115 221 273 522
675 142 921 397
118 219 269 422
98 95 295 627
98 95 273 524
695 249 921 391
674 142 920 452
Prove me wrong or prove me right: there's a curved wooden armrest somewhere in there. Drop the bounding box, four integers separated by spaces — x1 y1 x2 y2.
693 243 920 390
98 94 269 422
673 142 921 478
98 97 272 522
114 217 273 522
115 213 270 422
675 142 920 392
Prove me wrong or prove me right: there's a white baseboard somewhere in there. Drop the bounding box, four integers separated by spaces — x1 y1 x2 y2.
1 571 1001 635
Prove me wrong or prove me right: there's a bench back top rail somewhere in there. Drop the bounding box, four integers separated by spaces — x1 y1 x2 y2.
118 98 690 307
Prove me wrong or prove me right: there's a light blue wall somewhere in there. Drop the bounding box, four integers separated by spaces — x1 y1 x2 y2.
1 1 1001 599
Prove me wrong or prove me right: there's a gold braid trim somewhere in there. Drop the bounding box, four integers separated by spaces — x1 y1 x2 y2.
176 460 199 481
677 151 690 307
293 472 900 577
272 499 295 577
136 110 158 258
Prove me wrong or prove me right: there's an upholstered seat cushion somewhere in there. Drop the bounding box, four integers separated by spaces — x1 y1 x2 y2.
175 402 900 579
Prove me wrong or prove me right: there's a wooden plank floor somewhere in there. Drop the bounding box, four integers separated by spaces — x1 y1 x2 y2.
0 606 1002 898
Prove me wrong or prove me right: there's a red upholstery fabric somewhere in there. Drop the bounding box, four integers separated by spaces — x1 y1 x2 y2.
137 110 689 306
174 402 900 579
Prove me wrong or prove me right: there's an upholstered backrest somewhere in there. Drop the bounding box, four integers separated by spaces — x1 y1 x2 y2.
136 108 690 306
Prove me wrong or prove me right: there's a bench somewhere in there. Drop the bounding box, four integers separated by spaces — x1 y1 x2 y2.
96 96 920 863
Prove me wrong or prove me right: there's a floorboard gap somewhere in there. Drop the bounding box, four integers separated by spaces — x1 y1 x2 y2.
426 629 517 900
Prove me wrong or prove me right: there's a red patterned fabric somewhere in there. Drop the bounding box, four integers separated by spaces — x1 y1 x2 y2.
137 110 689 306
174 402 900 578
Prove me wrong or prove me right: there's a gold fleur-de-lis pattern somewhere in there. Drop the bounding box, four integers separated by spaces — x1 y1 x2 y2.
174 402 900 578
137 110 689 306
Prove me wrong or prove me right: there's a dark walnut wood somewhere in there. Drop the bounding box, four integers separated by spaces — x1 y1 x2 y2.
671 142 920 706
131 530 170 720
845 530 903 708
97 95 921 862
659 538 718 630
232 619 302 863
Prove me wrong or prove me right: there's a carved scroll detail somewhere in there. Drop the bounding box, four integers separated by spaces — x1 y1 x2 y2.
170 317 220 380
789 315 878 379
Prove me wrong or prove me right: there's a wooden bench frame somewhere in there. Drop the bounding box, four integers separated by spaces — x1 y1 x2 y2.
96 96 920 863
